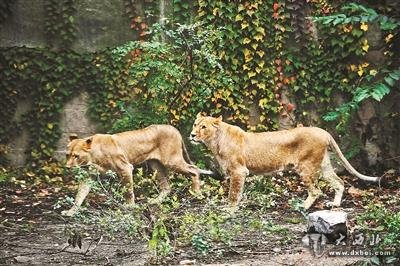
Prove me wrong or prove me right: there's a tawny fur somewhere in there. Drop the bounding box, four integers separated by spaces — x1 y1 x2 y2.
62 125 207 216
190 114 379 209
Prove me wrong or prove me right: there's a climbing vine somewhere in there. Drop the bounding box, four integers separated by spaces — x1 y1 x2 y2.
0 48 92 165
0 0 13 24
196 0 289 130
172 0 197 24
0 0 399 168
312 3 400 127
44 0 77 49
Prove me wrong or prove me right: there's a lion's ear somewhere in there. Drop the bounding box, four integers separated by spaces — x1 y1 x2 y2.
213 116 222 126
69 134 78 142
196 112 204 119
83 137 93 150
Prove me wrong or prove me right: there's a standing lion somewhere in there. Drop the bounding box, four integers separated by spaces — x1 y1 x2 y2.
63 124 214 216
190 113 379 210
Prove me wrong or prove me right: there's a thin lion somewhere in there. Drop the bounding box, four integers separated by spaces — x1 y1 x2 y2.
190 113 379 210
63 124 214 216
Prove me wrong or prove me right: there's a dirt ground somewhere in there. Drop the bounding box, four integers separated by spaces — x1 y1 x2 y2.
0 172 398 265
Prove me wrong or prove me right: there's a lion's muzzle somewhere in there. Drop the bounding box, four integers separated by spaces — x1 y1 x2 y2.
189 133 201 144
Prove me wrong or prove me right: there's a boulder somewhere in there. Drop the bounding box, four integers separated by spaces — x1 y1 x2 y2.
307 210 348 243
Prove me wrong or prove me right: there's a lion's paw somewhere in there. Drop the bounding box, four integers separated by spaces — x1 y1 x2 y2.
123 202 136 210
189 190 204 200
222 205 239 217
148 197 163 205
61 208 77 217
325 201 341 208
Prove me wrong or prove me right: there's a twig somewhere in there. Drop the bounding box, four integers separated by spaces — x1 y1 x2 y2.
168 30 194 110
0 243 70 260
382 155 400 161
84 235 103 255
227 247 291 265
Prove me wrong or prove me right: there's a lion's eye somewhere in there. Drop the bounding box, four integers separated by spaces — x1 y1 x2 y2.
201 125 206 129
74 154 80 159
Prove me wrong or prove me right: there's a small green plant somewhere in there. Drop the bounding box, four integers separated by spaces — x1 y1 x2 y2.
53 195 74 211
191 234 210 255
357 204 400 250
90 208 144 239
244 175 281 209
262 220 289 235
177 206 242 257
148 217 173 258
288 197 307 218
61 166 146 238
0 167 11 183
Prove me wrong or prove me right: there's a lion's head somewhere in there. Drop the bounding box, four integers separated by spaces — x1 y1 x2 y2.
65 134 93 168
190 113 222 144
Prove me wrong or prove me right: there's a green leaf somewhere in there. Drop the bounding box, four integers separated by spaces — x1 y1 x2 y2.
371 83 390 101
389 71 400 80
384 76 394 86
333 17 343 26
353 88 369 103
323 18 334 25
323 111 339 121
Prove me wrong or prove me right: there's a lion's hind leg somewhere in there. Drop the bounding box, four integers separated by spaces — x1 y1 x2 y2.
321 152 344 207
166 159 201 194
148 160 171 203
299 164 323 210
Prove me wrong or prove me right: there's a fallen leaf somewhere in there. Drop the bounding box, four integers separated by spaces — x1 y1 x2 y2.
348 186 365 198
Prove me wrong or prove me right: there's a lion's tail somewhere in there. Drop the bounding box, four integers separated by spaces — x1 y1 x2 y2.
181 141 224 180
328 135 379 182
181 141 194 165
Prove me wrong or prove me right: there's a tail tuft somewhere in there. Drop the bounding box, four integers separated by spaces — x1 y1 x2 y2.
199 169 225 181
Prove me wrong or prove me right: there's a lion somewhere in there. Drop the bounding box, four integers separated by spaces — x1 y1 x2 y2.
62 124 214 216
190 113 379 210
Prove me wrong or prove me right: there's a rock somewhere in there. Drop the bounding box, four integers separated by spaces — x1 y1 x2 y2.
307 210 348 243
273 247 281 253
179 259 196 265
14 256 32 263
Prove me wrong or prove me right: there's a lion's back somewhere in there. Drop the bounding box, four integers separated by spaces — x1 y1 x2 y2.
243 126 331 172
111 125 185 163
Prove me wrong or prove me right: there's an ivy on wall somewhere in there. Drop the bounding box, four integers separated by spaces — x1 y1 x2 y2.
0 48 91 164
0 0 398 168
312 3 400 127
44 0 77 49
0 0 12 24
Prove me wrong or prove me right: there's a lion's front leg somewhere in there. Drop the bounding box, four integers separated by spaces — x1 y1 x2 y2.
61 179 91 216
227 166 248 207
118 164 135 206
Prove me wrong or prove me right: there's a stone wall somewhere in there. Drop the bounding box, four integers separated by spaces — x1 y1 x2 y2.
2 1 399 168
1 0 138 166
54 93 98 161
7 99 32 166
0 0 136 51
